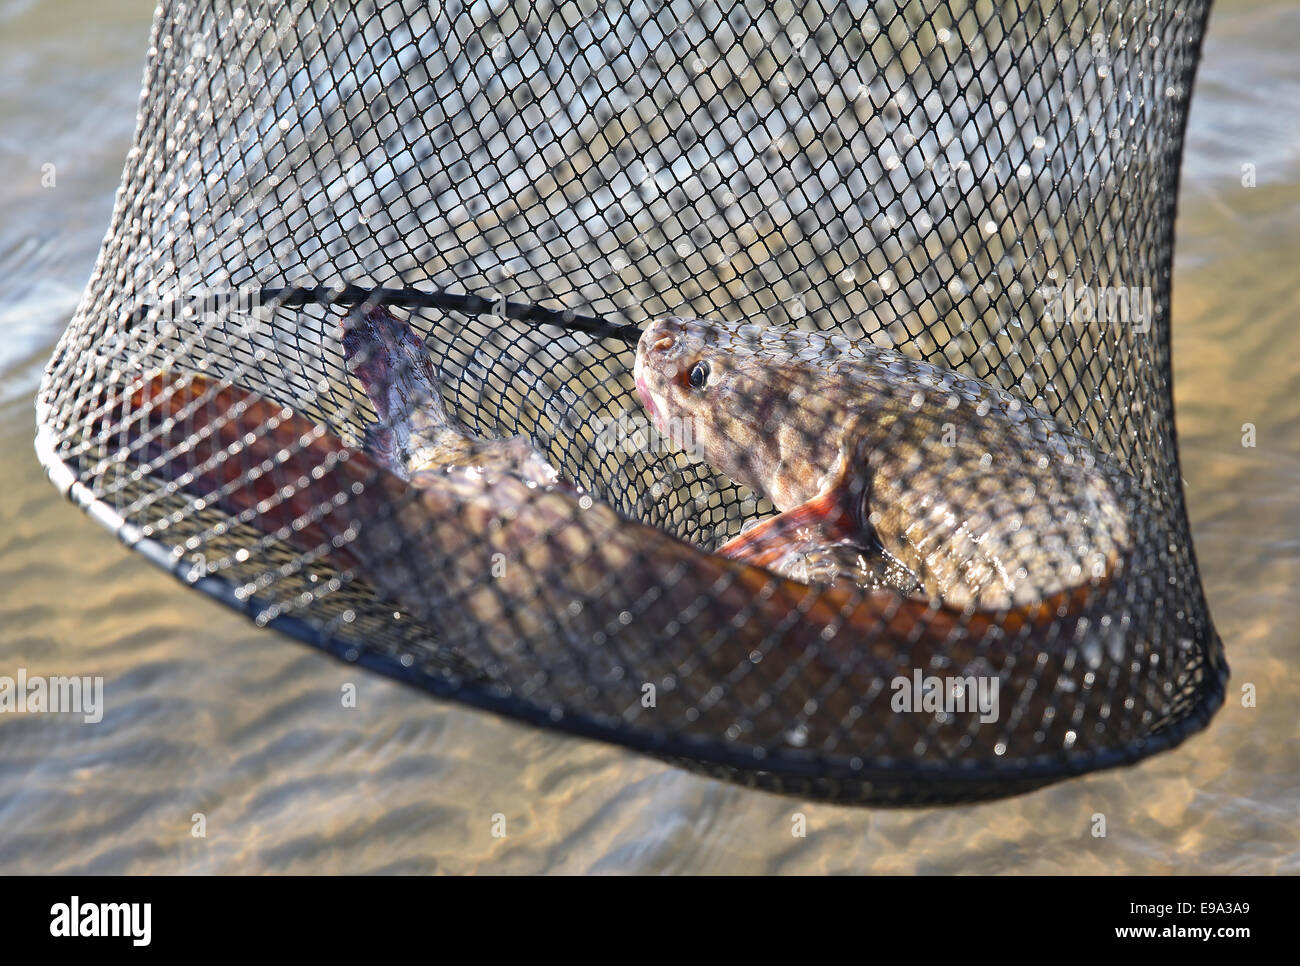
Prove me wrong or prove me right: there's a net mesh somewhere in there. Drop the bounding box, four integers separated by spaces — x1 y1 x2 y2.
35 0 1226 804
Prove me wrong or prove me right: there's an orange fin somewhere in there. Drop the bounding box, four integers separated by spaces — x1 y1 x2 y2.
715 489 860 569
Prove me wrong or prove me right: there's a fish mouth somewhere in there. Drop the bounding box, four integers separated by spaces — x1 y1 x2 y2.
634 320 676 428
632 352 670 434
342 307 398 419
634 372 660 424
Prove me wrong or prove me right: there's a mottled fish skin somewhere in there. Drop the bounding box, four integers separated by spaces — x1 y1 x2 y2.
634 316 1132 611
342 304 559 487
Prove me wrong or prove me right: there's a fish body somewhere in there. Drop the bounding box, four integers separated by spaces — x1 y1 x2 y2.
634 316 1131 611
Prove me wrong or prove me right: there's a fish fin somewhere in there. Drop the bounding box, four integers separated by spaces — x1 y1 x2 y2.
714 480 922 591
759 540 922 595
715 489 860 569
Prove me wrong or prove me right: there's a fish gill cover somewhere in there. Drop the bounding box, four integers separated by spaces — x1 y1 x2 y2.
34 0 1225 804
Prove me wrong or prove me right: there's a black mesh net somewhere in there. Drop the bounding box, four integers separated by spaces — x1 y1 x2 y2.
36 0 1226 804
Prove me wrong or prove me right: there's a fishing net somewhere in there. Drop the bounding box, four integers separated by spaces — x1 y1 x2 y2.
36 0 1226 805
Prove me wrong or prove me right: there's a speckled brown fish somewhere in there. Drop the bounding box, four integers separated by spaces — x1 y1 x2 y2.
634 316 1131 613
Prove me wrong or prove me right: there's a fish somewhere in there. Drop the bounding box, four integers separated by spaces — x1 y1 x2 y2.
341 303 560 487
633 316 1132 612
96 308 1160 776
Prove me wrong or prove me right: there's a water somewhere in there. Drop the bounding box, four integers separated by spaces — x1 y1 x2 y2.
0 0 1296 873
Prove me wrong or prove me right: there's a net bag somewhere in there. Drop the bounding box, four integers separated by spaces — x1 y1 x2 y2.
36 0 1227 805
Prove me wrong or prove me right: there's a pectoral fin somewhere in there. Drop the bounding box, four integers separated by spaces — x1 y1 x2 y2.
716 490 857 568
716 489 920 594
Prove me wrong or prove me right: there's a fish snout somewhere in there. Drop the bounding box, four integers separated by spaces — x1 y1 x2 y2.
634 318 685 425
632 354 659 424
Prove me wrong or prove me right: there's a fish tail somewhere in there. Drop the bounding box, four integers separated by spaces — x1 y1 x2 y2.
341 303 455 473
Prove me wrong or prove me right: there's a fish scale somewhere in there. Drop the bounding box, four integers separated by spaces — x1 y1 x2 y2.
633 316 1133 611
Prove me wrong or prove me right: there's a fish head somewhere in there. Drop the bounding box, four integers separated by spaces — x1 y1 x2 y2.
633 316 850 510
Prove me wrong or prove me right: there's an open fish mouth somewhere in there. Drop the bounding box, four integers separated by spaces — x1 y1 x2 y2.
632 322 673 430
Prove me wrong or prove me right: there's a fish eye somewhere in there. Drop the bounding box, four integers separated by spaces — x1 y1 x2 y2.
688 360 711 390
